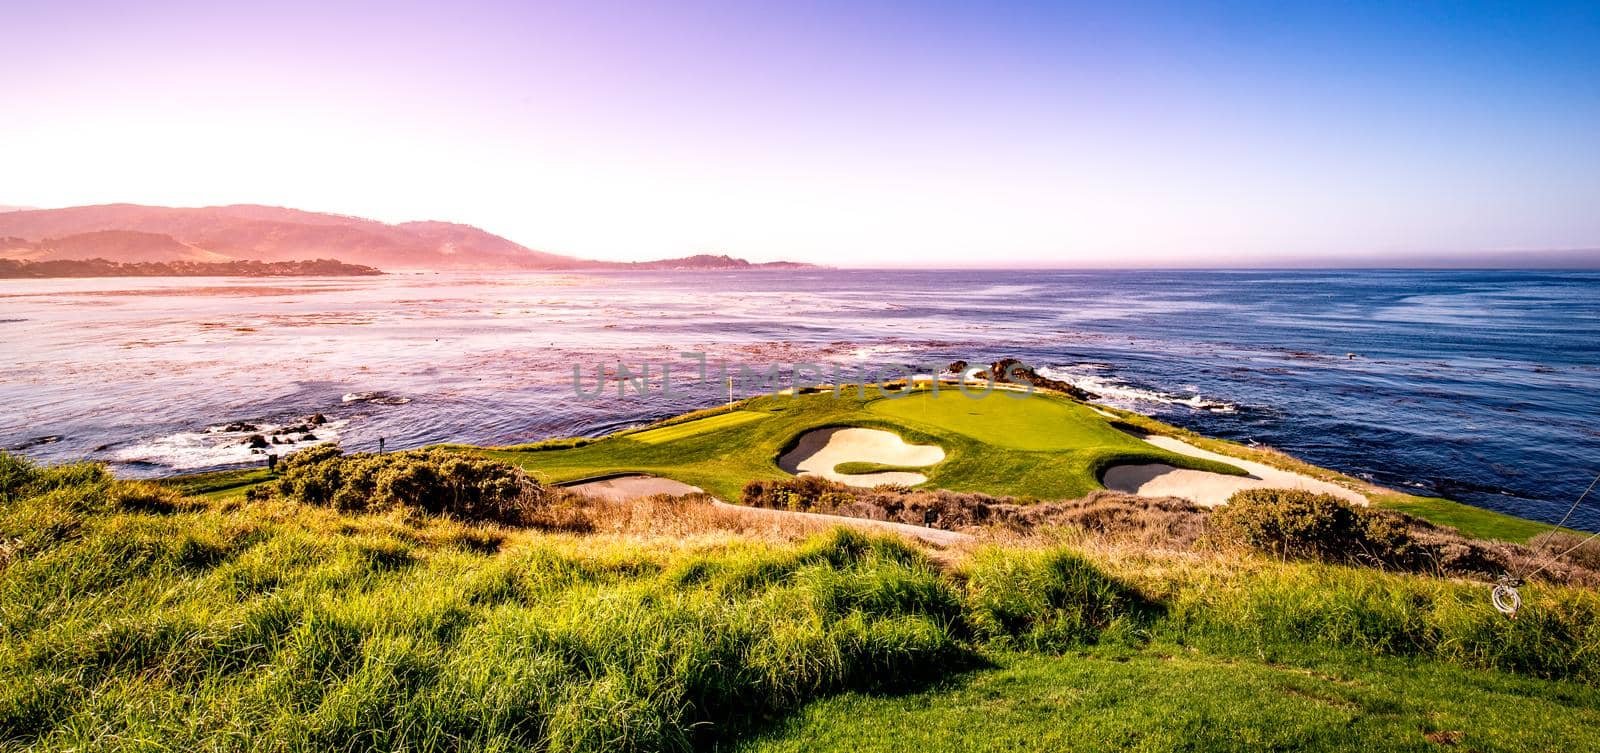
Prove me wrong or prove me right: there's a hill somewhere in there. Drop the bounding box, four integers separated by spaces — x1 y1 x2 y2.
0 257 383 278
629 253 817 270
0 204 815 271
0 230 230 263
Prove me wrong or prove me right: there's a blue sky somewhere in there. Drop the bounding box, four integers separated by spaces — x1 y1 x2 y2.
2 0 1596 265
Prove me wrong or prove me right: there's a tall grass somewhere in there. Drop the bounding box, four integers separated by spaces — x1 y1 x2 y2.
0 459 970 751
2 452 1598 751
1154 561 1600 682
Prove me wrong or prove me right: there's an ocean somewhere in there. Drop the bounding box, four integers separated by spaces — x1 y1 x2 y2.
2 269 1597 529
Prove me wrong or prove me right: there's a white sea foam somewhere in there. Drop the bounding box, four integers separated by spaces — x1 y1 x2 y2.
342 391 412 405
1036 365 1237 413
110 418 346 471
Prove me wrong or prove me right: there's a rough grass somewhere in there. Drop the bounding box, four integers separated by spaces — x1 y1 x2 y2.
12 454 1598 751
0 469 972 751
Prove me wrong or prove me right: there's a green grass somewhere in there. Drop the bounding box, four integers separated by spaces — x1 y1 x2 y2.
866 389 1125 450
625 410 772 444
4 455 1598 752
480 387 1244 502
156 467 272 501
831 462 934 476
737 649 1600 753
1373 492 1563 543
1 464 973 752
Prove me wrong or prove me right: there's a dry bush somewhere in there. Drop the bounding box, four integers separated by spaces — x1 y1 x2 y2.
742 477 1206 546
533 489 836 541
1209 489 1600 587
1529 531 1600 571
1209 488 1416 566
1411 525 1600 587
740 477 1600 586
251 446 549 525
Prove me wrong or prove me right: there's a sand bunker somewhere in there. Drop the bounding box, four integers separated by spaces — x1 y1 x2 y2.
564 474 703 501
779 427 945 486
1103 434 1367 507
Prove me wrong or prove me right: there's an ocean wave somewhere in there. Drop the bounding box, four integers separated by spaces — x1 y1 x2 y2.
342 391 413 405
110 417 346 471
1036 365 1237 413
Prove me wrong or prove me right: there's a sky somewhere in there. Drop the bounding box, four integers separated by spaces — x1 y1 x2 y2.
2 0 1598 267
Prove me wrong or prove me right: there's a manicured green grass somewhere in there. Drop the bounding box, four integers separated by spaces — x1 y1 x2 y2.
737 648 1600 753
866 389 1132 451
831 462 935 476
625 410 771 444
481 387 1244 501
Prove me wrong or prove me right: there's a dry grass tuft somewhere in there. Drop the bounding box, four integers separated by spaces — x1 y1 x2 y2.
532 490 839 542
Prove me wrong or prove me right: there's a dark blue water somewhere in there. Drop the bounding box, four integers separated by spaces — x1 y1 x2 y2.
3 269 1597 529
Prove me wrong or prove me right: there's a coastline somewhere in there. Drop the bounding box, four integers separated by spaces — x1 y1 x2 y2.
163 381 1563 544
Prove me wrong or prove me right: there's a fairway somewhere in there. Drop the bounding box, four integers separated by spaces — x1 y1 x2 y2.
866 388 1145 451
626 409 771 444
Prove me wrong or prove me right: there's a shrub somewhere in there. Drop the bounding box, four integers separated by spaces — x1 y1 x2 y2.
1530 531 1600 572
742 477 1207 545
1210 488 1417 567
741 476 858 512
256 447 548 525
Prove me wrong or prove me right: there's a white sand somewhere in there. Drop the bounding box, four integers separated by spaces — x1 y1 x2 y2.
1103 434 1367 507
565 475 704 501
778 427 945 486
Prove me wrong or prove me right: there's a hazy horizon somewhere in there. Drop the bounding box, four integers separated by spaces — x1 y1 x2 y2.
2 199 1597 270
4 1 1598 267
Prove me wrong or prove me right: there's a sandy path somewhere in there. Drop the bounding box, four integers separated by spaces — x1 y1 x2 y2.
707 501 970 546
565 475 704 501
778 427 945 486
562 473 968 546
1103 434 1367 507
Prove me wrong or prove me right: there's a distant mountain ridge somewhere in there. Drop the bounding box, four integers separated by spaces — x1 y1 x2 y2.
627 253 816 270
0 204 814 271
0 257 383 279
